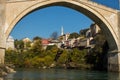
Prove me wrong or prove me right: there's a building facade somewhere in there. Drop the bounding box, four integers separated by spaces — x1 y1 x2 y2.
6 36 15 50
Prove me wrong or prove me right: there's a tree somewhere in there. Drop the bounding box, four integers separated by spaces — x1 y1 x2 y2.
46 45 58 57
68 32 79 39
79 28 89 37
14 39 24 52
25 41 31 49
50 31 58 40
85 31 108 70
33 36 42 41
31 36 43 56
57 49 68 64
5 49 17 64
44 55 53 67
71 48 87 64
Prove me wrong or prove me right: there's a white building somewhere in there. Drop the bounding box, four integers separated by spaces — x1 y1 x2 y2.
90 23 100 37
6 36 15 50
22 37 31 49
22 37 31 43
79 23 100 48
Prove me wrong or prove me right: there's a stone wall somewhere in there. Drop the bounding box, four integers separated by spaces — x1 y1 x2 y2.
7 0 25 1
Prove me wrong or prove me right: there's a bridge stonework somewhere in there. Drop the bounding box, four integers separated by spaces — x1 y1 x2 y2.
0 0 6 64
0 0 120 71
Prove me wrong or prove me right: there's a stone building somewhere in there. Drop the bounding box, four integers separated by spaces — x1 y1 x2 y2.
6 36 15 50
22 37 31 43
22 37 31 49
90 23 100 37
79 23 100 48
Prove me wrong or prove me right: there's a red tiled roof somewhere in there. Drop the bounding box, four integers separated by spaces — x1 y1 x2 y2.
42 39 49 45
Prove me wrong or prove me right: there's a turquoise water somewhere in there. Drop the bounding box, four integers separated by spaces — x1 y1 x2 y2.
3 69 120 80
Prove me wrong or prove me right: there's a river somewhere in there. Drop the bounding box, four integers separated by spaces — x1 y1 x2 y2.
2 69 120 80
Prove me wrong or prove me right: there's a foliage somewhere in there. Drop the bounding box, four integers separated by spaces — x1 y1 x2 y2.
46 45 58 57
71 48 87 64
57 49 68 64
56 48 88 68
79 28 89 37
5 36 59 68
14 39 24 52
33 36 42 41
68 32 80 39
25 41 31 49
85 31 108 71
31 38 43 57
5 49 17 64
5 30 108 71
44 55 54 66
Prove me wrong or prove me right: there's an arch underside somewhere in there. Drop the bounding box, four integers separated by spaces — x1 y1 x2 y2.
6 0 118 51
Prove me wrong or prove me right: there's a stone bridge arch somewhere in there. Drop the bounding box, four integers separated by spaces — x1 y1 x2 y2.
1 0 120 71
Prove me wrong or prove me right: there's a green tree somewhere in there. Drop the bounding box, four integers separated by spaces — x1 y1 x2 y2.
5 49 17 64
14 39 24 52
24 58 32 68
85 31 108 70
44 55 53 67
71 48 87 64
46 45 58 53
31 37 43 56
25 41 31 49
31 57 45 67
33 36 42 41
79 28 89 37
57 49 68 64
68 32 80 39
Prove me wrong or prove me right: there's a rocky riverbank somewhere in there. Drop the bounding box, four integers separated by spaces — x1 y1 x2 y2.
0 64 16 77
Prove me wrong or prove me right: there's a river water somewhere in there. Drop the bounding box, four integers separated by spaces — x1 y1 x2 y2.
2 69 120 80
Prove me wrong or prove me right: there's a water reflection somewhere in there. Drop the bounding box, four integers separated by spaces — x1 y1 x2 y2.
108 72 120 80
4 69 120 80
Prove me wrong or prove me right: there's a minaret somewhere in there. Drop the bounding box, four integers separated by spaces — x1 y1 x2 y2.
61 26 64 36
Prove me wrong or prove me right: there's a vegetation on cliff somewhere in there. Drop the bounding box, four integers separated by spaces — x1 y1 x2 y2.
5 31 108 71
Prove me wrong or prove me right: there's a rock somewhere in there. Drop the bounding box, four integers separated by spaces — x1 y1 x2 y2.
5 66 16 73
0 77 3 80
1 71 7 76
50 63 56 68
0 65 16 77
43 66 47 69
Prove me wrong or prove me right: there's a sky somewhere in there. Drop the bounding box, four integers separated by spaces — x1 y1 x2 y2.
10 0 119 40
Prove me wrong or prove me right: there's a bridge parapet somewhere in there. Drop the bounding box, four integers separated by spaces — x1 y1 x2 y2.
6 0 40 3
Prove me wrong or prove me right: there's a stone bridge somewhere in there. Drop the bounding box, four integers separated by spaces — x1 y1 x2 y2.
0 0 120 72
